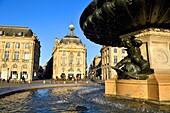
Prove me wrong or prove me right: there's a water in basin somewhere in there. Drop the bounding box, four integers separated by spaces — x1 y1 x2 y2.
0 86 170 113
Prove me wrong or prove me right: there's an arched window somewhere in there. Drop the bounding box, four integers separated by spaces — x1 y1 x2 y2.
4 51 9 60
25 43 30 49
5 42 10 48
14 51 19 60
0 31 4 35
15 43 20 49
17 32 23 36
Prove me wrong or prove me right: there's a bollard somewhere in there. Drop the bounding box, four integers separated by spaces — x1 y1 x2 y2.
64 81 66 84
43 80 46 84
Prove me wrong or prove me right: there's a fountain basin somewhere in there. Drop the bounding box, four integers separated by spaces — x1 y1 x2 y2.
1 86 170 113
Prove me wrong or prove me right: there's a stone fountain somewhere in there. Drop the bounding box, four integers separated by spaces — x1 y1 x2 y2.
80 0 170 104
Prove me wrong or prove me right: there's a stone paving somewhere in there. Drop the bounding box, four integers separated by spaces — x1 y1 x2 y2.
0 80 98 98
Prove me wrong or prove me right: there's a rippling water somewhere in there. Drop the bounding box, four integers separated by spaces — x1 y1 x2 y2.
0 86 170 113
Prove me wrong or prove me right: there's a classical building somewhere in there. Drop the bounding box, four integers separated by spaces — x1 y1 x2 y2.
52 24 86 80
0 26 41 81
89 56 101 80
101 46 127 80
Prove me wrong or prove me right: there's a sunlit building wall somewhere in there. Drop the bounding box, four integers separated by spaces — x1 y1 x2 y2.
52 24 86 80
0 26 41 81
101 46 127 80
89 56 101 80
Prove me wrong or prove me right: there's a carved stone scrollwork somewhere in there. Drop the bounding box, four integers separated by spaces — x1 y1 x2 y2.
153 49 168 65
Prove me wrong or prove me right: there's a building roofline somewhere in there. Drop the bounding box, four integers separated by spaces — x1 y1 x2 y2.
0 25 30 29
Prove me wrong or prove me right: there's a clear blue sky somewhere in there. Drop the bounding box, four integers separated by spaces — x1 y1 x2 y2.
0 0 101 67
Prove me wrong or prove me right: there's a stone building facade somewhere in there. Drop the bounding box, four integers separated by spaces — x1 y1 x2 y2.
0 26 41 81
52 24 86 80
101 46 127 80
89 56 101 80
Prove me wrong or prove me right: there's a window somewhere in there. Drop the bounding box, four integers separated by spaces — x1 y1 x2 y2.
77 59 81 65
62 52 66 56
25 43 30 49
14 52 19 60
17 32 23 36
5 42 10 48
122 49 125 53
69 52 74 65
77 52 80 56
0 31 4 35
114 56 117 63
61 58 66 65
69 57 73 65
24 52 29 60
114 48 117 53
4 51 9 60
15 43 20 49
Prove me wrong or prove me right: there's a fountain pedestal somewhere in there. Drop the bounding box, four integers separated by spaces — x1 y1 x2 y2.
154 73 170 102
105 74 170 104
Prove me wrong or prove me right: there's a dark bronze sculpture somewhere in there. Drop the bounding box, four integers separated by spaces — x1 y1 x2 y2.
80 0 170 80
114 36 154 80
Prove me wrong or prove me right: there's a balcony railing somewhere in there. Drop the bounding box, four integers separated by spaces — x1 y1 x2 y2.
22 59 29 62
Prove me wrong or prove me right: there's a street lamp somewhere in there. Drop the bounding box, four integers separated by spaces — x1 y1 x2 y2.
7 68 9 82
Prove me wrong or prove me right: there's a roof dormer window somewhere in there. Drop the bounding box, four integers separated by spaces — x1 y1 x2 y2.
0 31 4 36
17 32 23 36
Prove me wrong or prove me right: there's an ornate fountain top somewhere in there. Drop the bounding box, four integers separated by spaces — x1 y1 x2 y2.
80 0 170 46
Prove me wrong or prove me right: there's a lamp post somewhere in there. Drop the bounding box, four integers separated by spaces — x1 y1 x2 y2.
7 68 9 82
